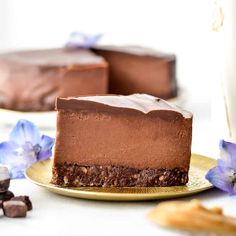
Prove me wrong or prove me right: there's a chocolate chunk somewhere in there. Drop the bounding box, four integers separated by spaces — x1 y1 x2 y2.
11 196 32 211
3 200 27 218
0 191 14 201
0 179 10 193
0 166 10 192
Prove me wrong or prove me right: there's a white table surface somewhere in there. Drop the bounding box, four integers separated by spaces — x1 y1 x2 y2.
1 97 236 236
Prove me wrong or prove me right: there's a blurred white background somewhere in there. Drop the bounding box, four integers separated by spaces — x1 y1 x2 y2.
0 0 226 155
0 0 216 100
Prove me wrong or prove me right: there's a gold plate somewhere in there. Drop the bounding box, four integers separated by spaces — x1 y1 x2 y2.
25 154 216 201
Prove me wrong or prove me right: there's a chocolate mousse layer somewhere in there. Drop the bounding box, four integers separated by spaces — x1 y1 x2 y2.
0 48 108 111
93 46 177 99
52 94 192 187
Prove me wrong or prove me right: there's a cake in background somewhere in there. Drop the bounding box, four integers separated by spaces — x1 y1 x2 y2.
93 45 177 99
0 48 108 111
0 33 178 112
52 94 192 187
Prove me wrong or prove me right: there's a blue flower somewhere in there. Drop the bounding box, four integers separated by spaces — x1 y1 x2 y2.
206 140 236 195
0 120 54 179
65 32 103 49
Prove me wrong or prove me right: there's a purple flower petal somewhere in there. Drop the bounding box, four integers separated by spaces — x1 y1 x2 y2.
0 142 34 179
10 166 25 179
205 139 236 195
0 141 19 153
9 119 41 146
206 166 235 195
66 32 102 49
219 140 236 166
0 141 19 166
0 119 55 179
220 140 236 156
38 135 54 161
82 33 103 48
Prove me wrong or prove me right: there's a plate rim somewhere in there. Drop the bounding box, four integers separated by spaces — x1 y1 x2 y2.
25 153 216 201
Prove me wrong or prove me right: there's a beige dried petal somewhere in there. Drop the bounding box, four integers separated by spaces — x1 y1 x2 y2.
148 199 236 233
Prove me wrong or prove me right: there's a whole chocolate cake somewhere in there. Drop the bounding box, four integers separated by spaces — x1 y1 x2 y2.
52 94 192 187
93 46 177 99
0 48 108 111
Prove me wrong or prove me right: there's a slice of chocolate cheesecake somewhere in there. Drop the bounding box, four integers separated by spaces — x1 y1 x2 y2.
92 46 177 99
52 94 192 187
